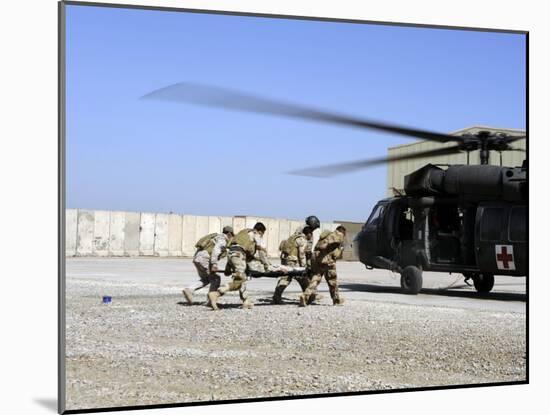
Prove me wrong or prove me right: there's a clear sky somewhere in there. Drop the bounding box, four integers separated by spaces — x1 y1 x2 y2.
65 4 526 222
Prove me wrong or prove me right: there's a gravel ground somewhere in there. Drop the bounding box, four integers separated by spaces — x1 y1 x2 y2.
65 265 526 411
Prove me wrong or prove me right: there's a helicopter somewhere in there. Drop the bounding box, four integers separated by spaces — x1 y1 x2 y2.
142 82 527 295
355 160 526 294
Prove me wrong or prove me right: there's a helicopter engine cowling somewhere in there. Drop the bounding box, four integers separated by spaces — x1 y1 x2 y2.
443 165 503 198
404 164 525 202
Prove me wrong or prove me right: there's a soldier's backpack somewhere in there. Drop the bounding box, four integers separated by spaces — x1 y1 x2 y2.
280 232 302 257
314 230 332 251
231 228 256 256
195 233 217 251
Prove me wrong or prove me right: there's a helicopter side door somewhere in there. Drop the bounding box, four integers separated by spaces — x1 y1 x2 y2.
389 203 418 267
475 205 527 276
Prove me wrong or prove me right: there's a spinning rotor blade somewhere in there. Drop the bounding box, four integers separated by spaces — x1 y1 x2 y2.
142 82 464 144
288 145 462 177
503 135 526 144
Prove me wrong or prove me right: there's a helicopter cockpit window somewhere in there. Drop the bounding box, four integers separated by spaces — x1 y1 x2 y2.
509 207 526 242
366 205 384 226
480 207 504 241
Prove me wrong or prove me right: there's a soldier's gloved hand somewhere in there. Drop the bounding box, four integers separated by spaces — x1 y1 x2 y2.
210 264 219 273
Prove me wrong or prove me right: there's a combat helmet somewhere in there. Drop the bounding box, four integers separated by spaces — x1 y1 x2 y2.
222 226 234 235
305 215 320 230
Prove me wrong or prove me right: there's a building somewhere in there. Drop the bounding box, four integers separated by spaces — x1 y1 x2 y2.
334 220 364 262
386 125 526 197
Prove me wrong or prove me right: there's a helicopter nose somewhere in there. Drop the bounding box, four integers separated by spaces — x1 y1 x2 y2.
354 230 371 265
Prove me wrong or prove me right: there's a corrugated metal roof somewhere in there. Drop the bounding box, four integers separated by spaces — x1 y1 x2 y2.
388 125 526 150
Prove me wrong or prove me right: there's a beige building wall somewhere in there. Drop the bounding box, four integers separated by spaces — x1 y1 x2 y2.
386 126 526 196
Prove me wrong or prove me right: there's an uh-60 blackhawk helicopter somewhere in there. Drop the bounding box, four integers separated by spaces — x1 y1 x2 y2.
142 82 527 295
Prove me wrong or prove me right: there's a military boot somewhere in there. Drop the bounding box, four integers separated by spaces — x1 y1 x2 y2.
307 293 324 305
242 299 254 309
333 296 345 306
182 288 193 305
272 286 285 304
205 292 213 307
207 291 220 310
298 294 308 307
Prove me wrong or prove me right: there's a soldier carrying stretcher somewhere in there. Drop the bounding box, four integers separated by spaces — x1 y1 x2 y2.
208 222 279 310
182 226 234 305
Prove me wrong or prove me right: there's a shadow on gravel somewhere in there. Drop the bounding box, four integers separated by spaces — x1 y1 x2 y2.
176 297 334 308
177 301 205 306
176 300 286 309
256 297 298 305
255 297 332 306
339 283 526 302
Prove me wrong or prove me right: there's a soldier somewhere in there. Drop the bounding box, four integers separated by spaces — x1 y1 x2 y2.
208 222 270 310
272 225 314 304
272 215 321 304
303 215 321 264
297 216 322 299
182 226 234 305
299 225 347 307
247 230 270 273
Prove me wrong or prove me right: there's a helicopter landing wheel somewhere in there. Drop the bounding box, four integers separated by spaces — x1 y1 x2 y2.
400 266 423 294
472 273 494 294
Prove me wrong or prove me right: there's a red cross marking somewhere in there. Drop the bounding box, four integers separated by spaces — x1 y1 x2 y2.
496 246 513 269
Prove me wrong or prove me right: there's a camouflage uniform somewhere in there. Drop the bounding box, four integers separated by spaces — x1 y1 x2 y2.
208 229 270 310
183 233 230 304
272 229 311 303
247 234 270 273
300 229 345 306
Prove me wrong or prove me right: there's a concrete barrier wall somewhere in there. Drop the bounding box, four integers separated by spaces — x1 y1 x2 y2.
168 214 183 256
65 209 77 257
76 210 94 256
123 212 140 256
66 209 353 259
154 213 170 257
139 213 155 256
93 211 110 256
232 217 246 234
109 211 125 256
182 215 198 257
